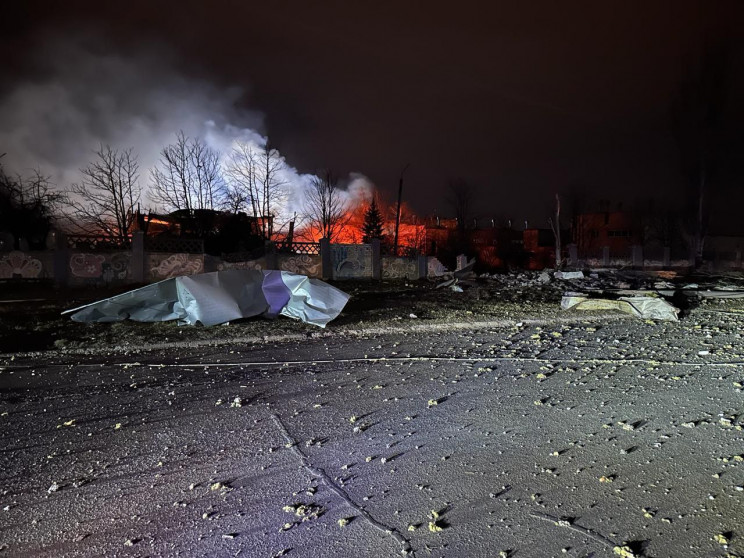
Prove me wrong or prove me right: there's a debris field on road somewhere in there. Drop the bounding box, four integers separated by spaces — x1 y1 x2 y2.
2 278 744 557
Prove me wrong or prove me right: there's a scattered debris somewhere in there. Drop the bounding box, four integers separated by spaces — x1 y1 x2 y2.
537 272 552 284
554 271 584 280
613 546 636 557
714 533 730 545
561 294 679 321
428 509 447 532
282 503 325 521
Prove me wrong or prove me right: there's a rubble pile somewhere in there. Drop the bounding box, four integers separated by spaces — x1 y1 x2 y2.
438 267 744 322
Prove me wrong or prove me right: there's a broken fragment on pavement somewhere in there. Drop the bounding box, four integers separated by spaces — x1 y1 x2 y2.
561 293 679 321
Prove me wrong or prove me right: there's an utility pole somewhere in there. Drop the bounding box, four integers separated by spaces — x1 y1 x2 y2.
393 163 410 256
549 193 562 268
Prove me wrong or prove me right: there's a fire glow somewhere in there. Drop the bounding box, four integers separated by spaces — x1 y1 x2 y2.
293 199 425 253
0 35 430 254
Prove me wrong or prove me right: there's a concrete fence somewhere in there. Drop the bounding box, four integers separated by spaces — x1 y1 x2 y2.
567 245 744 270
9 234 739 286
0 232 429 286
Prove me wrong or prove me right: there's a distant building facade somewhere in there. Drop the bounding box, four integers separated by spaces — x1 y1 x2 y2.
572 211 640 258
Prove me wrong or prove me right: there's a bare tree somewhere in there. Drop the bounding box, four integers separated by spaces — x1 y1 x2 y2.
64 145 140 246
224 140 288 239
446 179 475 232
396 206 426 256
304 170 347 242
0 156 62 249
150 131 224 214
671 37 730 266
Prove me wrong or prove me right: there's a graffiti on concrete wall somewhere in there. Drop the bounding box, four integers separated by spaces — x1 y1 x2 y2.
217 259 265 271
149 253 203 280
280 254 322 277
0 251 43 278
69 253 130 283
332 244 373 279
101 254 130 282
70 254 105 278
382 256 419 279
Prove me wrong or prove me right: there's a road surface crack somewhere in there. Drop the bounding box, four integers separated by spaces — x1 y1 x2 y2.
272 413 414 556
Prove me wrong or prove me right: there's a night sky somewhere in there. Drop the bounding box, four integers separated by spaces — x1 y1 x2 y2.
2 0 743 228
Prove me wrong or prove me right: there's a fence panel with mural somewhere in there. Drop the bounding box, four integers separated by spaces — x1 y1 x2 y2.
382 256 419 279
0 251 54 280
331 244 375 279
66 251 132 285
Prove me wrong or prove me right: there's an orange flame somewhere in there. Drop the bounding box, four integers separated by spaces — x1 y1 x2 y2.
290 199 425 252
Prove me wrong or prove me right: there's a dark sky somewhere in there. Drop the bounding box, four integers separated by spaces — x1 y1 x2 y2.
2 0 743 227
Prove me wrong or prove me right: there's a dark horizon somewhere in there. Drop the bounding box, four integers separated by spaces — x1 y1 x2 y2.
1 0 743 231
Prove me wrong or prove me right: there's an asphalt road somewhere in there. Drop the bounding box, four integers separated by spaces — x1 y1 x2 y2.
1 314 743 558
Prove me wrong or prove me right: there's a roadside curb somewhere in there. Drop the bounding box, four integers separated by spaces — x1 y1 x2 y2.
0 311 632 360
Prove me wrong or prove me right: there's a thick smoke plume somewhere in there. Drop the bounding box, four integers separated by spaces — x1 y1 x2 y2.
0 34 373 225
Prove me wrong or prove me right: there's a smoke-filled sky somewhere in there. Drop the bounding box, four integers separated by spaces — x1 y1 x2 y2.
1 0 744 229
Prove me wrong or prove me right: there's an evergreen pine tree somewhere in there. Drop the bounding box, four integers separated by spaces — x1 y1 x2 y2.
362 198 384 243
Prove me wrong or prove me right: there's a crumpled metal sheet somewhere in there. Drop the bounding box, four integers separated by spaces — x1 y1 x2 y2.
62 270 350 328
561 294 679 321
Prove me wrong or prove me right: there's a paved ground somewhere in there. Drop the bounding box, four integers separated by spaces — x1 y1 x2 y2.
1 305 743 558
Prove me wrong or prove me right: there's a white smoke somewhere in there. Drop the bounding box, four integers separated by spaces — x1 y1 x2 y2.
345 173 375 205
0 34 373 225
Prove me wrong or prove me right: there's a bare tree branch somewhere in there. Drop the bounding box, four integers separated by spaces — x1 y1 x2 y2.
150 131 225 214
446 179 475 232
63 145 141 247
224 140 288 240
0 161 62 249
304 170 347 243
